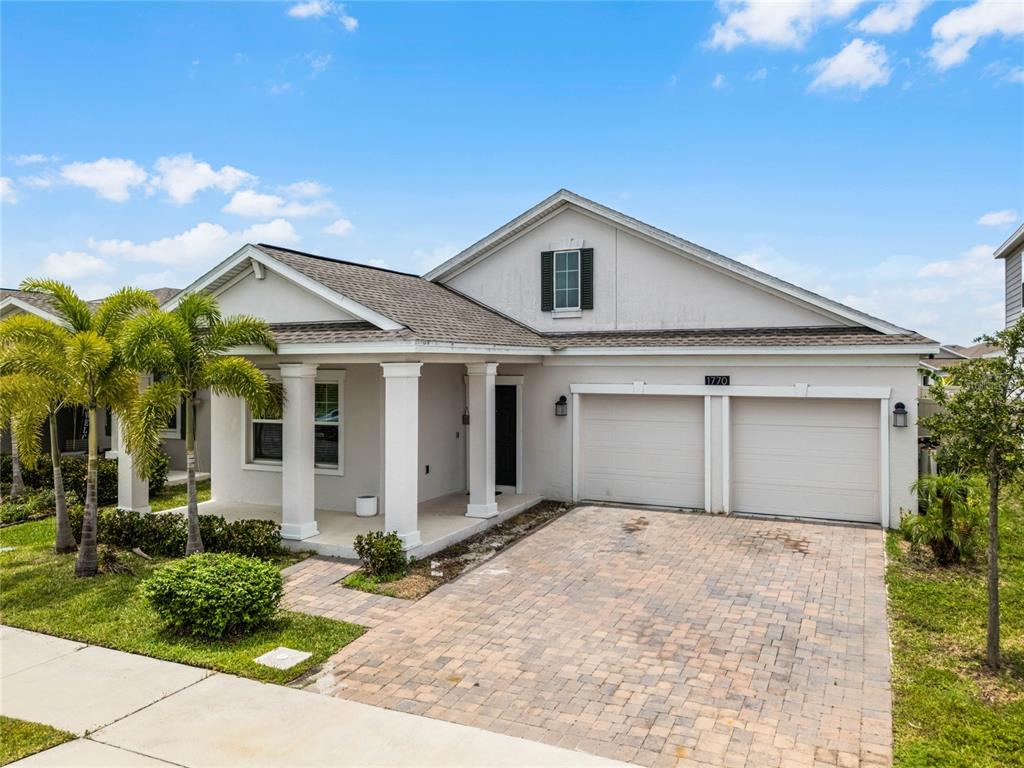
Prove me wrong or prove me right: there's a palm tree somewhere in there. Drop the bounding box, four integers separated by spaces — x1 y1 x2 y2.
8 425 26 500
120 292 277 555
19 280 158 577
0 313 82 552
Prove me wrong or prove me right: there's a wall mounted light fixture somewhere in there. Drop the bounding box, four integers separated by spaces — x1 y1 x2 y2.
892 402 908 428
555 395 568 417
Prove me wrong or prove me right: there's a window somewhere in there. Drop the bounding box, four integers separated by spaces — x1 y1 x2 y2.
245 371 344 473
153 373 182 439
554 250 580 310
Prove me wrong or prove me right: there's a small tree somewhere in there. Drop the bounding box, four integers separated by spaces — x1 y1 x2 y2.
120 293 277 555
921 318 1024 668
18 280 158 577
0 315 81 552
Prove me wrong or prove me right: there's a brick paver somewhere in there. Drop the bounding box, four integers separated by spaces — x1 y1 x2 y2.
299 507 892 767
282 556 410 627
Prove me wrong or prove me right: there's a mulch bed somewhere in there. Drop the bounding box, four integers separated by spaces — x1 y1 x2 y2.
344 499 572 600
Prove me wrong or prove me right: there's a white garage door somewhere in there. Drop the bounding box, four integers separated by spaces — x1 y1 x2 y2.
732 398 880 523
581 395 704 508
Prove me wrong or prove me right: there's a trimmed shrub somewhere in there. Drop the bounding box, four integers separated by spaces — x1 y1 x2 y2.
141 553 283 638
67 506 284 558
903 473 987 565
353 530 407 579
0 488 57 525
1 452 168 503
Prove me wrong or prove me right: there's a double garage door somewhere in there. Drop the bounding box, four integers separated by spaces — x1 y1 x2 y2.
580 395 880 524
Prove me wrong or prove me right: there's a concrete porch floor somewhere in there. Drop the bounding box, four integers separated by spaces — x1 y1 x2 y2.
165 470 211 487
169 490 543 559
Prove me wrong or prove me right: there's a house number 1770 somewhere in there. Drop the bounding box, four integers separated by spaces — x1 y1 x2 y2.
704 376 730 386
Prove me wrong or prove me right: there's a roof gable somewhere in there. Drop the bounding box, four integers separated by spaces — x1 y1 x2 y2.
425 189 910 335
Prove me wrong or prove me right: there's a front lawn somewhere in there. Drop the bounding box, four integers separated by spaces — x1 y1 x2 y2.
135 478 212 513
0 518 363 684
0 716 74 765
887 485 1024 767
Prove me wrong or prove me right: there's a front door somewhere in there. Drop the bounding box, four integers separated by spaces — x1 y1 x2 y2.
495 384 517 487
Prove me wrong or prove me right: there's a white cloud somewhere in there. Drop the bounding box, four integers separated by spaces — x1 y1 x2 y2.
268 82 293 96
134 269 180 289
1007 66 1024 82
60 157 148 202
1 177 16 204
747 66 768 81
712 73 728 89
287 0 358 30
19 172 57 189
306 52 332 78
77 283 116 302
413 244 459 275
90 219 300 266
977 209 1018 227
222 190 334 218
708 0 864 51
929 0 1024 70
323 218 354 236
42 251 111 280
149 154 256 205
280 180 330 198
917 244 1000 284
809 38 891 91
855 0 929 34
9 153 58 166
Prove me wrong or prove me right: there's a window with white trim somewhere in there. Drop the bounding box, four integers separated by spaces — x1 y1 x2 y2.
554 250 580 310
153 372 183 439
246 371 344 472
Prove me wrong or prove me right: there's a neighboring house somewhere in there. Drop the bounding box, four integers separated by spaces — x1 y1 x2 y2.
156 189 935 557
0 287 211 475
996 222 1023 328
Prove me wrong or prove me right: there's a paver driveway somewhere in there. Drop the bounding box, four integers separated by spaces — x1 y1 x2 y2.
302 506 892 768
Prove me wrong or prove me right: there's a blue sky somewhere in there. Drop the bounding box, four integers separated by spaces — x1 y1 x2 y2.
2 1 1022 344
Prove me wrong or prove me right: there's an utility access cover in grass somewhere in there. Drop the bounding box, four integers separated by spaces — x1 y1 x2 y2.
254 646 312 670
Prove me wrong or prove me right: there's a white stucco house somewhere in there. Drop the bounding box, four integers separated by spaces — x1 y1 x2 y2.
140 189 934 558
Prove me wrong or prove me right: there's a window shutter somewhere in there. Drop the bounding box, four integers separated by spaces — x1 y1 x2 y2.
580 248 594 310
540 251 554 312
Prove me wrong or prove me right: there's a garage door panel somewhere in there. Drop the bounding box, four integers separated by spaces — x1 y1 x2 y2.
732 398 879 524
581 395 704 508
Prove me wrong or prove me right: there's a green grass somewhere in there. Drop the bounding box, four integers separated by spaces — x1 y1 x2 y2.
0 518 364 684
134 478 212 513
343 569 400 597
0 716 74 765
888 486 1024 767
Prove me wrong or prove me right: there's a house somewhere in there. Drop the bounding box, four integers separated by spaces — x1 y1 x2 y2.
0 287 211 484
996 222 1023 329
148 189 935 558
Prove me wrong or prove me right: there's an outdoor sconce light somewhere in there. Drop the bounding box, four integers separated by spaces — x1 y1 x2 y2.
555 395 568 417
893 402 908 428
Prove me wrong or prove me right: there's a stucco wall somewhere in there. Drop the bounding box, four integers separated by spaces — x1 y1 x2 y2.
159 396 212 472
215 268 359 324
210 362 466 513
445 207 841 332
499 354 921 526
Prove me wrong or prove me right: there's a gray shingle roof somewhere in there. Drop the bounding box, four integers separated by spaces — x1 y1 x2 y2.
256 245 548 347
544 327 934 349
0 288 59 315
268 321 408 344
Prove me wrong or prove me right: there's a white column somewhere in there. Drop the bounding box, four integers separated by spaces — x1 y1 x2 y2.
114 412 150 513
465 362 498 519
382 362 422 548
280 363 318 540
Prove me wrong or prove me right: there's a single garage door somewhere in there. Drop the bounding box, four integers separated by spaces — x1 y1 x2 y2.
732 398 880 523
581 395 704 508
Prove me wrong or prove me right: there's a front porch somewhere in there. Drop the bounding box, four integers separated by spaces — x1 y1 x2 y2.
171 490 542 559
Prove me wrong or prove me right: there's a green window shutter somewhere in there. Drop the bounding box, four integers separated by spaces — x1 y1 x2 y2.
580 248 594 310
540 251 554 312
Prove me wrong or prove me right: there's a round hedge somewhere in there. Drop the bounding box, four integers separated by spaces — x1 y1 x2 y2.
141 553 283 638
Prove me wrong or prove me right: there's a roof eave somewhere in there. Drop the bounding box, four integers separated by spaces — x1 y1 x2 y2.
994 222 1024 259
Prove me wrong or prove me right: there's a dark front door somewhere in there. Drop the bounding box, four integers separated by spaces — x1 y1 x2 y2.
495 384 517 487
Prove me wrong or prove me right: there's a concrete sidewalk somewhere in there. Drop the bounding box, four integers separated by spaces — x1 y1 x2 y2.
1 626 629 767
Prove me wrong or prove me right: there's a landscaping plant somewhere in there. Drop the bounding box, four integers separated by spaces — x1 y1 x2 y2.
904 473 987 565
120 292 277 555
353 530 408 579
141 553 284 638
920 317 1024 668
12 280 159 576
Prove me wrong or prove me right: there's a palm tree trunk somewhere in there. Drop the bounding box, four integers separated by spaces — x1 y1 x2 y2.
74 405 99 577
10 426 25 500
986 456 1000 668
184 394 204 555
50 413 77 554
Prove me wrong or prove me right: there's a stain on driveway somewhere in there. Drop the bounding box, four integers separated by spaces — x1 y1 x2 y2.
301 507 892 767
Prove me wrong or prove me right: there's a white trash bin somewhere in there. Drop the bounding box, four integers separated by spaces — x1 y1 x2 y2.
355 495 378 518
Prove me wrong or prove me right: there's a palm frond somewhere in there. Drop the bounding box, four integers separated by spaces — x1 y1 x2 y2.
64 331 113 389
0 313 70 349
121 379 182 480
174 292 221 338
201 356 276 415
18 279 92 331
119 309 191 378
0 373 50 468
93 287 159 339
207 315 278 355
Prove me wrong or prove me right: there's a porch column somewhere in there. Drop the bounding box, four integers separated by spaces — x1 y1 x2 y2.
465 362 498 519
381 362 422 548
280 363 318 540
114 412 150 513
